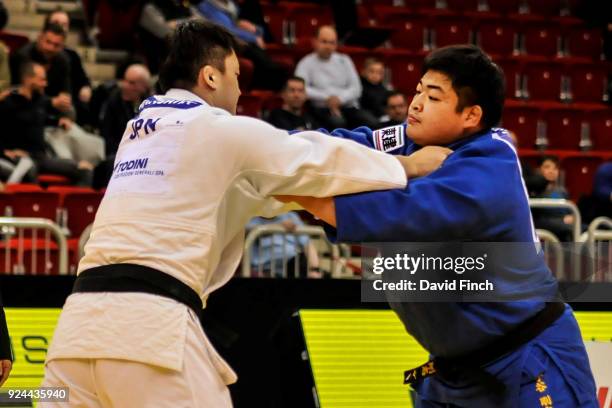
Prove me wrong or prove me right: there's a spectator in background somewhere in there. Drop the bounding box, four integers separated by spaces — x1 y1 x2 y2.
295 25 376 130
0 61 92 186
45 10 93 127
197 0 287 90
93 64 151 190
139 0 200 74
266 76 320 131
100 64 151 157
197 0 265 48
359 57 389 126
379 91 408 128
247 212 321 278
10 22 74 118
532 155 574 241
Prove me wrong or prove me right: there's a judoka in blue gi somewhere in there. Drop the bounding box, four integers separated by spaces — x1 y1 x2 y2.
281 45 598 407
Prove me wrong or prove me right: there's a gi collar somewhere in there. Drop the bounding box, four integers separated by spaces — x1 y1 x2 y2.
165 88 209 106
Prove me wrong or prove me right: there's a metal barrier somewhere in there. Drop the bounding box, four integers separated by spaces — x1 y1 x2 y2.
581 217 612 282
242 225 344 278
0 217 68 275
529 198 581 242
536 229 565 280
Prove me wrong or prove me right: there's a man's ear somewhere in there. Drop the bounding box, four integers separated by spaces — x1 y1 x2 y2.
464 105 483 128
200 65 218 90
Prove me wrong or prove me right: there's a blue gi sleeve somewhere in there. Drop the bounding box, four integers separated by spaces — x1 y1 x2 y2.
326 148 518 242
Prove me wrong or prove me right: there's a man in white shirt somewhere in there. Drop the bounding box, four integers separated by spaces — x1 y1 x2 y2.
295 25 378 130
40 21 450 407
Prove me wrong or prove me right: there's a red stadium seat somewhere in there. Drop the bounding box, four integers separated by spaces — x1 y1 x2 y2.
587 109 612 151
286 3 334 41
374 5 413 25
566 63 607 104
495 58 523 99
10 191 60 221
523 61 563 102
61 192 102 239
561 155 604 201
238 57 255 93
566 27 603 60
48 187 102 239
0 31 29 53
430 16 472 49
502 104 540 148
94 0 142 49
524 0 562 16
522 22 562 57
542 107 583 150
477 20 519 57
37 174 71 187
262 3 289 44
3 184 42 193
487 0 521 15
237 93 265 118
445 0 482 13
0 238 63 275
385 53 423 95
0 193 11 216
387 15 429 52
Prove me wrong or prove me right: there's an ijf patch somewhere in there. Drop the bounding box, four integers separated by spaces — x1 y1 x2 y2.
372 125 405 153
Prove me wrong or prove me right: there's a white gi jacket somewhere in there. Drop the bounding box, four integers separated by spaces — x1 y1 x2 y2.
46 89 406 383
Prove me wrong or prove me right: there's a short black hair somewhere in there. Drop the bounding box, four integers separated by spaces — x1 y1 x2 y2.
20 60 41 82
386 90 406 104
422 45 505 129
159 20 239 92
41 21 66 38
538 155 560 167
283 75 305 90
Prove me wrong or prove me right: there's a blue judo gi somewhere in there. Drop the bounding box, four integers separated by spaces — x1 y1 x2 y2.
321 124 598 407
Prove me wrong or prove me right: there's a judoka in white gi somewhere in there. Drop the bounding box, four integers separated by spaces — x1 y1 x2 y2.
40 21 451 407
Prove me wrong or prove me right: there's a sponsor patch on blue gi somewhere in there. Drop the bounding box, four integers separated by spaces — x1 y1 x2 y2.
373 125 405 153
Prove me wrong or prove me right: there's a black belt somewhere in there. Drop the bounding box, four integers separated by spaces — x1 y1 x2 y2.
403 301 566 394
72 263 203 319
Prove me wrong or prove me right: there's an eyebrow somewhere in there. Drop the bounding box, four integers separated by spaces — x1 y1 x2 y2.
418 81 445 92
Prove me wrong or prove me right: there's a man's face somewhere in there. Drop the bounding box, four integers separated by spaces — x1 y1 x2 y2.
540 160 559 183
407 70 470 146
364 62 384 85
37 31 65 59
314 27 337 60
282 79 306 111
216 52 241 115
387 94 408 122
49 12 70 32
27 65 48 94
122 70 149 102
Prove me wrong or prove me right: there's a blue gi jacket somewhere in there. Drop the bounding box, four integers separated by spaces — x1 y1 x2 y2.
321 124 596 407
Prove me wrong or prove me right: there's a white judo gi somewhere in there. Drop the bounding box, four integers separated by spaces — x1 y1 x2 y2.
40 88 407 407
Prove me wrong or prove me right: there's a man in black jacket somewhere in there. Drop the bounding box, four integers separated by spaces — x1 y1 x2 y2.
44 10 93 126
266 76 320 131
0 61 92 186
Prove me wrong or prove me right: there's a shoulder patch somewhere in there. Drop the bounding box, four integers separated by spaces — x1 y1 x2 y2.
372 125 405 153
